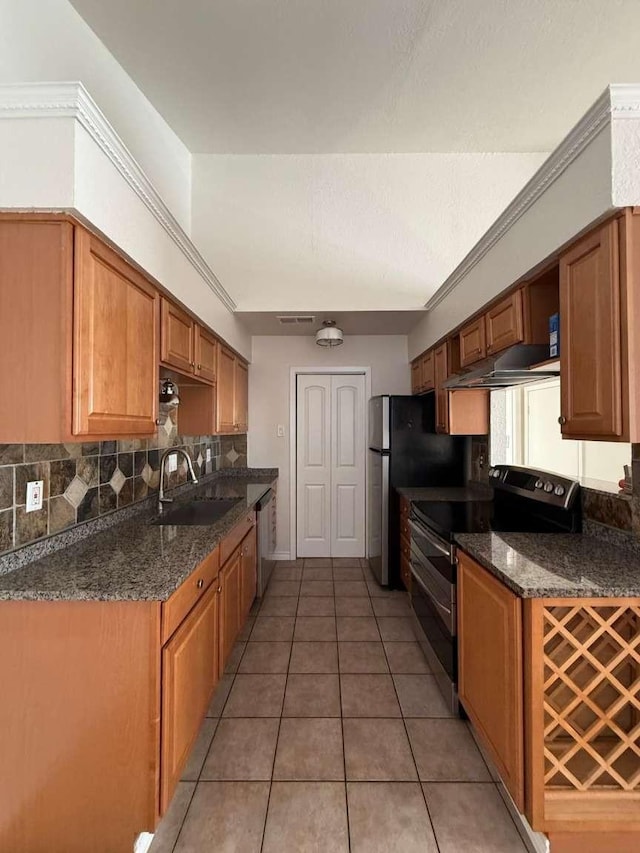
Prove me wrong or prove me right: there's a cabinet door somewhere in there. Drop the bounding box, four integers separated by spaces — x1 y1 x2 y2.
234 359 249 432
216 343 236 433
422 350 435 391
434 344 449 433
195 326 217 384
240 526 257 621
458 551 524 811
73 228 159 436
559 220 623 438
459 317 487 367
161 583 218 812
411 360 422 394
486 290 524 354
219 549 242 676
161 298 195 374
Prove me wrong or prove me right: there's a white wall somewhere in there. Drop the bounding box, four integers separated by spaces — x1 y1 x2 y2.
192 153 546 311
248 335 410 556
0 0 192 231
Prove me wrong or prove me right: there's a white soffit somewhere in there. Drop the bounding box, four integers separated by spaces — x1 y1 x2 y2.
0 81 237 313
237 310 425 336
425 84 640 312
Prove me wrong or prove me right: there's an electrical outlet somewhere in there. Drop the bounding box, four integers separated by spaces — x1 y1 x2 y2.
277 424 285 437
167 453 178 473
206 448 212 462
26 480 44 513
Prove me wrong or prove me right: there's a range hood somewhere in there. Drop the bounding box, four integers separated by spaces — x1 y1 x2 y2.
443 345 559 389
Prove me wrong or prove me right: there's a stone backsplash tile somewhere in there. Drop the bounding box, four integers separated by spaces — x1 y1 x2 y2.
0 401 247 557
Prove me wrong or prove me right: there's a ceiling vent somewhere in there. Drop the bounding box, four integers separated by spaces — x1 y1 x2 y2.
276 315 316 325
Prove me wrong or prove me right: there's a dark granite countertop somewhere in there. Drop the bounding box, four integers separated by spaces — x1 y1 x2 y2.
395 485 493 502
455 532 640 598
0 469 277 602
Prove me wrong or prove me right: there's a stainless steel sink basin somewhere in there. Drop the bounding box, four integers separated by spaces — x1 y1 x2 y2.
150 498 241 526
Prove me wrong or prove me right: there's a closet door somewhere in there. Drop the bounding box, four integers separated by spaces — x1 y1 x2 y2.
330 374 366 558
296 375 332 557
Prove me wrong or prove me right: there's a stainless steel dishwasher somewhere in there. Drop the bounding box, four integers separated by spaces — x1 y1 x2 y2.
256 488 276 596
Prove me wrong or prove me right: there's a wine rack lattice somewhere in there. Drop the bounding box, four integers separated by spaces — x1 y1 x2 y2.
542 604 640 792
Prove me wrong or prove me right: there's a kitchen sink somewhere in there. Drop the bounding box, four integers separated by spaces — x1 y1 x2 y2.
150 498 241 526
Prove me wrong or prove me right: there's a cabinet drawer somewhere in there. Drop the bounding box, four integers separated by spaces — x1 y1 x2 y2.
459 317 487 367
220 511 256 567
162 547 220 644
486 290 524 354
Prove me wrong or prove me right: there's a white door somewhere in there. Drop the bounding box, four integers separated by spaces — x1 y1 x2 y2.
296 373 366 558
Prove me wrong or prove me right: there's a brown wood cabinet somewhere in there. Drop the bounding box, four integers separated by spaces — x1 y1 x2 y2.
235 359 249 432
160 298 195 374
411 359 423 394
0 216 159 442
486 289 525 354
458 551 524 811
434 343 449 433
459 316 487 367
216 341 249 434
218 547 242 676
433 342 488 435
160 582 219 812
399 495 412 592
240 525 257 621
195 325 217 383
421 349 435 391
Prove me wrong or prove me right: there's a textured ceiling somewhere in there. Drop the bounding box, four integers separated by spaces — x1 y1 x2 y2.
69 0 640 154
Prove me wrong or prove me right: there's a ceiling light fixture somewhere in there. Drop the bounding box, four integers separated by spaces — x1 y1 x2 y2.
315 319 344 347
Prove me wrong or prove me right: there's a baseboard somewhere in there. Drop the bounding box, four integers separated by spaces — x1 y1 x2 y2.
271 551 291 561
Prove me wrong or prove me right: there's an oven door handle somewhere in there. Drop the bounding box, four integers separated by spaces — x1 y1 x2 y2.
408 518 451 557
410 561 454 621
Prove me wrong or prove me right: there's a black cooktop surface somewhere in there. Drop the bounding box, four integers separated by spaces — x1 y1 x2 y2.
412 500 493 539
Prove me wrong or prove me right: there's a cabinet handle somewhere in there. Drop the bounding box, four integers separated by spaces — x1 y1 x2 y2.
197 363 202 370
197 578 204 589
558 416 567 425
217 586 222 594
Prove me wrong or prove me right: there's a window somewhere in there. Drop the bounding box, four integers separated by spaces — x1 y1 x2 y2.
491 379 630 487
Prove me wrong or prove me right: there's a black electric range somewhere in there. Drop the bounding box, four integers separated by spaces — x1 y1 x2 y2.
408 465 581 713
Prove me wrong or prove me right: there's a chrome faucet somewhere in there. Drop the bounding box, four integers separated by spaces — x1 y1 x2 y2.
158 448 199 513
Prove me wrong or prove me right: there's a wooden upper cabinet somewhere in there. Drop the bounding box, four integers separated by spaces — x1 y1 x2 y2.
434 344 449 433
194 325 217 384
458 550 524 812
235 359 249 432
422 350 435 391
160 298 195 374
411 359 422 394
486 290 524 354
459 317 487 367
216 343 236 433
560 219 623 439
73 229 159 437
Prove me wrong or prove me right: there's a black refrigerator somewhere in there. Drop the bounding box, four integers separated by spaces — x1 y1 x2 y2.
368 394 471 587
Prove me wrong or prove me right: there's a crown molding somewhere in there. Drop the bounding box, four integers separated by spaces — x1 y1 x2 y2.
424 85 638 312
0 82 236 312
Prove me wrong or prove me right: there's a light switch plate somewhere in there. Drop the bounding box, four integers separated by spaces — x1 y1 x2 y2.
277 424 285 437
26 480 44 513
167 453 178 473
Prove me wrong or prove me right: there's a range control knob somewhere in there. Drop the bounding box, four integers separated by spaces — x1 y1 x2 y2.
492 469 501 478
488 467 495 478
554 484 566 497
534 479 544 489
543 482 554 493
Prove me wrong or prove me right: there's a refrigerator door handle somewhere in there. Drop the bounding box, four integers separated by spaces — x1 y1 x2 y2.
381 453 389 585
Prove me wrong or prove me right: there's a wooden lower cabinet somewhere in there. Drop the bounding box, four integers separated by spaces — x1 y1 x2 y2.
399 495 412 592
160 582 219 812
240 524 257 621
458 551 524 811
218 547 243 676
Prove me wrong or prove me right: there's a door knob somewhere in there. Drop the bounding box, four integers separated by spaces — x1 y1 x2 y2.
558 416 567 425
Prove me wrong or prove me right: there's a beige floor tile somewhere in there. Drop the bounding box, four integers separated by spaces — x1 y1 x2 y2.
343 718 417 781
223 674 286 717
238 642 291 674
384 641 431 673
336 616 380 641
335 597 373 616
258 596 298 617
271 566 303 581
303 558 333 567
283 673 341 716
262 782 349 853
338 641 389 673
393 674 454 718
334 580 369 597
303 567 333 581
273 718 344 780
201 718 279 780
149 781 195 853
406 718 491 781
340 673 401 717
332 557 363 567
265 580 300 597
274 559 303 568
206 674 234 717
423 782 527 852
366 581 397 598
332 567 364 581
237 616 255 641
250 616 295 642
297 595 335 616
300 580 335 596
372 595 411 617
224 641 246 674
347 782 438 853
289 641 339 673
294 615 337 641
174 781 269 853
376 616 417 641
181 718 218 781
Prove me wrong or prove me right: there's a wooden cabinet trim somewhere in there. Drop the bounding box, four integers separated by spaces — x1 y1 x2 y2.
486 289 525 355
194 325 217 384
220 511 256 567
161 546 220 644
160 297 195 375
459 317 487 367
